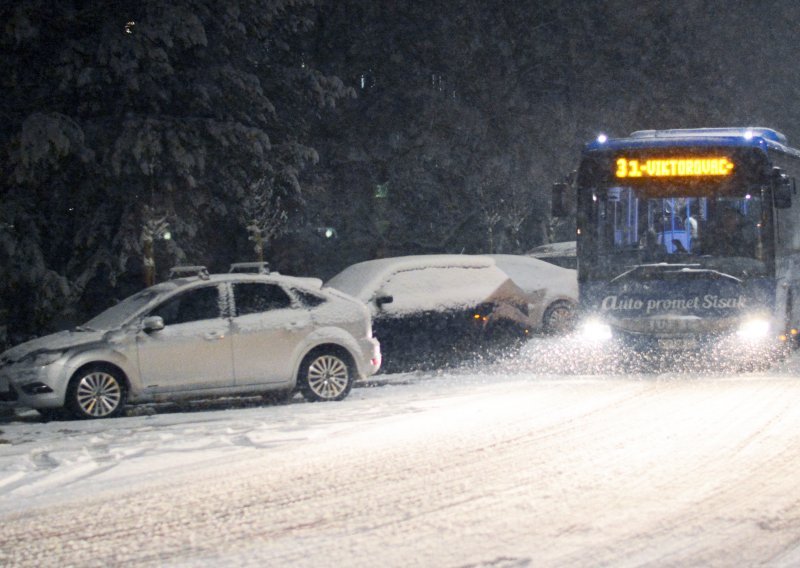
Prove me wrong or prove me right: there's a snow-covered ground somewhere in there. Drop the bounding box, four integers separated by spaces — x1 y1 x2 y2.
2 340 800 566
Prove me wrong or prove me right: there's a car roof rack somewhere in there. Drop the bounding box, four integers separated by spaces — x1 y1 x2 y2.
229 262 270 275
169 265 210 280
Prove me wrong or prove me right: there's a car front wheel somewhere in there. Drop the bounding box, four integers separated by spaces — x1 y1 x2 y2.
543 300 576 335
66 366 127 419
298 351 354 402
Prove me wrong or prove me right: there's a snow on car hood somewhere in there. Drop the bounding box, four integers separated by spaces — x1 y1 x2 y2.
1 329 107 364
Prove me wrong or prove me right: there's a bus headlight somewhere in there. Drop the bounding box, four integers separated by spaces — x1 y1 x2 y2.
579 319 613 342
736 318 771 341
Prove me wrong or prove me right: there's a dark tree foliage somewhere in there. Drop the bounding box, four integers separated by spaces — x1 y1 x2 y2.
1 0 351 345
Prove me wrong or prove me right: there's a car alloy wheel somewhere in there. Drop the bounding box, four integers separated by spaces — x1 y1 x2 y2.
68 367 126 419
300 352 353 402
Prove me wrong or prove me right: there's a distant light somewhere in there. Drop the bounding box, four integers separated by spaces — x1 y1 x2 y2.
125 21 135 34
745 194 752 200
744 129 754 140
597 133 608 144
317 226 337 239
162 231 171 240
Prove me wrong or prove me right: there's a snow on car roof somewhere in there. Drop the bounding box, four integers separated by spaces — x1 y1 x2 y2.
204 272 324 290
325 255 497 299
325 254 522 312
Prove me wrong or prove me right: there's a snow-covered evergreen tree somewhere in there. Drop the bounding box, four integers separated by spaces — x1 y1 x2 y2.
1 0 351 345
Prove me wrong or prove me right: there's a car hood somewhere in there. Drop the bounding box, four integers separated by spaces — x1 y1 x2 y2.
1 329 107 364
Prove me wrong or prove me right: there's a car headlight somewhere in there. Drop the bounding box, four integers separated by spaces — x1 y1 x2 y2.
579 319 613 342
20 351 64 367
736 318 771 341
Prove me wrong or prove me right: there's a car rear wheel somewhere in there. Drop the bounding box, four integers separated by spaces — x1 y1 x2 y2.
298 350 353 402
543 301 576 335
66 366 127 419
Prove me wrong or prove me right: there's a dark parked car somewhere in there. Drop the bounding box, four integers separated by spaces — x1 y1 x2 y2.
325 255 531 372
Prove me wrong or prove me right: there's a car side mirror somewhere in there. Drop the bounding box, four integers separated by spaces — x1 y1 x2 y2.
772 167 793 209
142 316 165 333
375 295 394 309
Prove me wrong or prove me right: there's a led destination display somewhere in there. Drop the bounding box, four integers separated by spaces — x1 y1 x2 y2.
615 157 734 179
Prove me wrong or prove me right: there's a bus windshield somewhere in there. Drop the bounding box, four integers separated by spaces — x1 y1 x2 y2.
582 185 770 280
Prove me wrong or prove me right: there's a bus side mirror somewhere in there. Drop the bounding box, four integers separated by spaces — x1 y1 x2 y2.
552 182 570 217
772 168 793 209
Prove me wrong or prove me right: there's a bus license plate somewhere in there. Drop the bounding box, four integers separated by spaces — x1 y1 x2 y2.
658 338 697 350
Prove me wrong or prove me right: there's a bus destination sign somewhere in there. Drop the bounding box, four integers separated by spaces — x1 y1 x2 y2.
615 157 734 179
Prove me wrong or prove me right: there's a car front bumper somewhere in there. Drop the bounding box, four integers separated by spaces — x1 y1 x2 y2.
0 359 70 409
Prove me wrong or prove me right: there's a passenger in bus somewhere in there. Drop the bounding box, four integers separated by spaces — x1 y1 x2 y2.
686 210 699 240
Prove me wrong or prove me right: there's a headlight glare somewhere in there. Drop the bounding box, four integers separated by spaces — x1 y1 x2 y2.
579 319 613 342
736 318 771 341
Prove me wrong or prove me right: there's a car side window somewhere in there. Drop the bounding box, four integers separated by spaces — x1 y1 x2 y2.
154 286 222 326
233 282 292 316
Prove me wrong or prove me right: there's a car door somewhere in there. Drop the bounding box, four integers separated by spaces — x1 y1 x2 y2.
229 281 313 385
136 284 234 393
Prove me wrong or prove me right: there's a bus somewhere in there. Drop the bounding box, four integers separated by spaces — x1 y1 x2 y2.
552 127 800 361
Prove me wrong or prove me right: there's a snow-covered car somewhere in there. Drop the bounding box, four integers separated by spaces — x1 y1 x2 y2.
487 254 578 335
325 255 531 372
527 241 577 269
0 266 381 419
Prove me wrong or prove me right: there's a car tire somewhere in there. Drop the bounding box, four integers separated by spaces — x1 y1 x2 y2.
66 365 127 419
542 300 576 335
298 349 354 402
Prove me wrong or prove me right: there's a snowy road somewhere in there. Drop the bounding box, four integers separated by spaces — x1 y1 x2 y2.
2 351 800 566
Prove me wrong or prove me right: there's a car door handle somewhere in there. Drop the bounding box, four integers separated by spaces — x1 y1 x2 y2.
204 331 226 341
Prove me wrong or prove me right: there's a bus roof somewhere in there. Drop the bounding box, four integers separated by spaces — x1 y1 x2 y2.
585 127 798 155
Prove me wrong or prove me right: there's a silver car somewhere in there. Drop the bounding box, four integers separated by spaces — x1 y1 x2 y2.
0 267 381 419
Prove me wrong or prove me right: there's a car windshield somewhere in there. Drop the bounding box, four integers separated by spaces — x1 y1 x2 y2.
587 187 769 279
82 284 175 330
